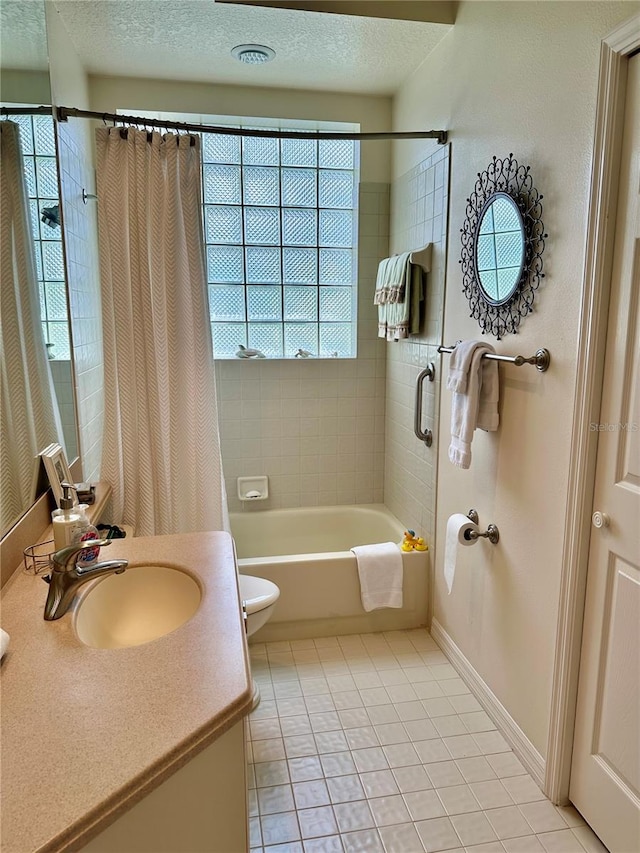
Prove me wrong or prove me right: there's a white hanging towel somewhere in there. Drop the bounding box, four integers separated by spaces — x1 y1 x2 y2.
448 341 500 469
351 542 403 612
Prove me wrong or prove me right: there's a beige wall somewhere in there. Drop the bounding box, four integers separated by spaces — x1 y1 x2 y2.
45 4 104 482
0 69 51 104
392 0 638 758
89 75 391 183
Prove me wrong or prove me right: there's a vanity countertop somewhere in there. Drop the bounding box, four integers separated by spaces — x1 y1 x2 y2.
0 531 253 853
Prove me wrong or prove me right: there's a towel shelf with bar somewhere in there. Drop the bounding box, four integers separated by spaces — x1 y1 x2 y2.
438 344 550 372
414 363 436 447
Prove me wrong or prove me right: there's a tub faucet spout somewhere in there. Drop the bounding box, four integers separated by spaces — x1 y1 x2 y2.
44 540 128 621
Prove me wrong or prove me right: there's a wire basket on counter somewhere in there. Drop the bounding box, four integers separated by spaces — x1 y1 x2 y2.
23 540 55 575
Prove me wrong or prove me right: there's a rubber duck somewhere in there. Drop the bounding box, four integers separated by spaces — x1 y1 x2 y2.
401 530 418 552
414 537 428 552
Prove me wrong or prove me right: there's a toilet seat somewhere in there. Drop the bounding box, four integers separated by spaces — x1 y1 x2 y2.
239 575 280 615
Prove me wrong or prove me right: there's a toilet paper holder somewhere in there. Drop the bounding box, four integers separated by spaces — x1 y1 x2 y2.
466 509 500 545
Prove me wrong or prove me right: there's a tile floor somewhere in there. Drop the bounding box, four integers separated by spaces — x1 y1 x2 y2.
246 629 608 853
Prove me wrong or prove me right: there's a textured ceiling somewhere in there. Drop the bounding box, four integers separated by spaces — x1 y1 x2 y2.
51 0 451 95
0 0 49 71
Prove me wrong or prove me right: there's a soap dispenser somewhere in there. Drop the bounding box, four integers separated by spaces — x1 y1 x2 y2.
51 483 84 550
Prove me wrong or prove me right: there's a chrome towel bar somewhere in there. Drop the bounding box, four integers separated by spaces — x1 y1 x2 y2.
438 344 551 372
414 363 435 447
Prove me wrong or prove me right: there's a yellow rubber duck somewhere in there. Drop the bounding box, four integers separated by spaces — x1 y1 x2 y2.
401 530 418 551
401 530 428 552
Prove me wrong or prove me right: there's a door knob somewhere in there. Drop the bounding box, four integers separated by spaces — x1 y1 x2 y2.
592 511 610 529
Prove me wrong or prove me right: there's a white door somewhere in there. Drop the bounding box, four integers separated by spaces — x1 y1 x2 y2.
570 53 640 853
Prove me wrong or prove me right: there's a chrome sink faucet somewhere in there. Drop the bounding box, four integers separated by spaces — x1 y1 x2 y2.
44 540 128 621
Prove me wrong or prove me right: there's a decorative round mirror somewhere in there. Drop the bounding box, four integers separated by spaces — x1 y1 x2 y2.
460 154 546 339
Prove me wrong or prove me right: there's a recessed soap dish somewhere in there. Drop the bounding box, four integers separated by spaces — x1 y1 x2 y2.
237 476 269 501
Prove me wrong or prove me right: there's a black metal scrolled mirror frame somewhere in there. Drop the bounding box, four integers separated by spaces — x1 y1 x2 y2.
460 153 547 339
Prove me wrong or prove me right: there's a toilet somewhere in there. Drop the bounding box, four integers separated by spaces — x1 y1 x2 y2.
238 574 280 708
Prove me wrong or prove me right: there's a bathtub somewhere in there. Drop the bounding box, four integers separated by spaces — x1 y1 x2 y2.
230 504 429 642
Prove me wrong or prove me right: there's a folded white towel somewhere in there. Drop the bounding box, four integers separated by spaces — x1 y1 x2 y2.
446 339 484 393
351 542 403 612
449 342 500 468
1 628 10 659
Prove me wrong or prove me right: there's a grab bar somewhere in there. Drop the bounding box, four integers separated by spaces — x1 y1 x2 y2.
414 363 435 447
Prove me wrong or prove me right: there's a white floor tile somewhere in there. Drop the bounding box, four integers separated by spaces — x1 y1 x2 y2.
415 815 462 852
315 730 349 754
326 773 366 804
320 751 357 777
340 827 385 853
288 756 323 783
435 783 480 815
536 829 585 853
367 704 401 725
424 760 466 788
518 801 568 834
292 779 331 809
374 723 410 745
485 805 535 840
378 821 425 852
337 708 371 729
280 716 313 737
352 746 390 773
360 769 400 798
383 742 421 768
261 811 301 846
404 788 447 820
469 781 514 810
258 784 296 815
450 811 498 847
392 764 433 793
368 793 413 827
308 711 341 733
345 726 380 749
500 775 545 804
246 630 606 853
297 804 338 839
303 834 344 852
502 836 545 853
334 799 376 833
455 757 497 784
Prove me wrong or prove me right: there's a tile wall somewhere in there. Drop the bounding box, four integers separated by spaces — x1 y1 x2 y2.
383 145 450 548
217 182 390 513
56 121 103 482
50 360 78 461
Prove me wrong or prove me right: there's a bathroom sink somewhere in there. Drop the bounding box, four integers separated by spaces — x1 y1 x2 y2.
74 565 202 649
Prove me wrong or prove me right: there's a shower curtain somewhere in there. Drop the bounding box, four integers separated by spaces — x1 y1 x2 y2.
0 121 65 532
96 127 228 536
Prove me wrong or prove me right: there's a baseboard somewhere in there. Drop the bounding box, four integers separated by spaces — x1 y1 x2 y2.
431 618 546 789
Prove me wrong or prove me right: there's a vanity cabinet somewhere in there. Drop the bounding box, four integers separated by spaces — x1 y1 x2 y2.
79 719 248 853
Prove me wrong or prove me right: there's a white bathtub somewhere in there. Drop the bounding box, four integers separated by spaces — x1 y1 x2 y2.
230 504 429 642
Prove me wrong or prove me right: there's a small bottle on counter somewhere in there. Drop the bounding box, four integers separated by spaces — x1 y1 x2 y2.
51 483 84 550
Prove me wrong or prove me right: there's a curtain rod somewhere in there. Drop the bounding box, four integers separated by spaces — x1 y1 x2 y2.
1 105 448 144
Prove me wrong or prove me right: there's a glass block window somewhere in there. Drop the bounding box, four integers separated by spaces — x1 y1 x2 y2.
201 119 359 359
6 112 70 360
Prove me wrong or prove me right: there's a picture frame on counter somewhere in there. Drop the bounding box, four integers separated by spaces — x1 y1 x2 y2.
40 443 76 508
